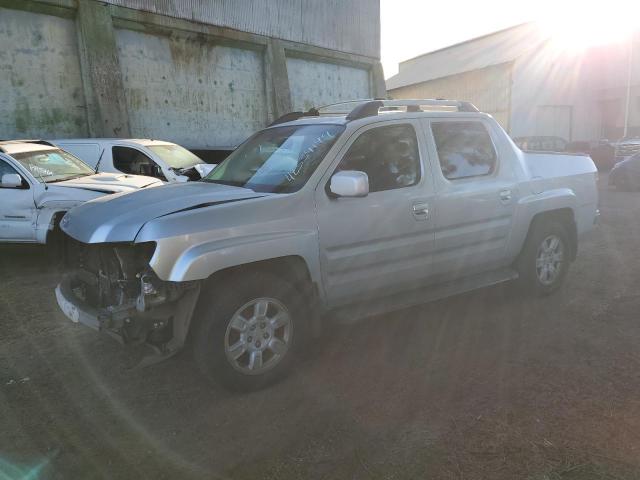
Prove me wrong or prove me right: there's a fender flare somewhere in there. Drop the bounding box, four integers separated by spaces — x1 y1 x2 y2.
507 188 578 260
35 207 69 244
150 230 323 294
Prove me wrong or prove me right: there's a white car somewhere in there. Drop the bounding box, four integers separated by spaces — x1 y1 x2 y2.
53 138 216 183
0 140 161 244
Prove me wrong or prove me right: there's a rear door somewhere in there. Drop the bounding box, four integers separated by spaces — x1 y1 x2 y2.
315 120 436 306
0 158 36 242
423 118 518 281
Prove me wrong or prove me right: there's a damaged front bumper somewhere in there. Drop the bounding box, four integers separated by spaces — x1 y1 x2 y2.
55 272 201 364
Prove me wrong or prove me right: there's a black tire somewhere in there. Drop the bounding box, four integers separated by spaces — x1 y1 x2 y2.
46 220 67 268
515 219 571 296
193 271 309 392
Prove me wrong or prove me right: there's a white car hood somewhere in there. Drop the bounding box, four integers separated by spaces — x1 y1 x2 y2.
60 181 266 244
56 172 161 193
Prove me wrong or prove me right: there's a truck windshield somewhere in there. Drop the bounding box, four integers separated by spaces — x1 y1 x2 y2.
203 124 344 193
13 148 95 183
148 144 203 170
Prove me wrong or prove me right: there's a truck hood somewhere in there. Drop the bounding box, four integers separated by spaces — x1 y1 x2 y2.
56 172 161 193
60 181 265 243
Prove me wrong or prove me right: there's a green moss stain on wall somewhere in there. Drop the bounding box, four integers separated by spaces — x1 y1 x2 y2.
13 97 85 136
1 8 88 139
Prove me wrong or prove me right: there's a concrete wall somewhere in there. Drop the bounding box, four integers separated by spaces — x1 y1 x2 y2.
0 0 385 149
115 29 267 148
0 7 89 139
287 57 370 111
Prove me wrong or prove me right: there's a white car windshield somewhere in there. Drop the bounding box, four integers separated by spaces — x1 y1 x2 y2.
203 124 344 193
12 148 95 183
148 144 203 170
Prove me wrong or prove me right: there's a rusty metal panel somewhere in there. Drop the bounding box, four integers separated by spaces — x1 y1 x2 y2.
103 0 380 58
287 58 370 111
115 28 267 149
389 63 513 132
0 8 88 139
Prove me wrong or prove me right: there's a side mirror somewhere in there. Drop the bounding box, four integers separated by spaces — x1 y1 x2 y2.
1 173 23 188
330 170 369 197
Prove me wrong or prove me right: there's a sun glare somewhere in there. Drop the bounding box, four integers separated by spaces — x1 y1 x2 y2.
540 2 640 52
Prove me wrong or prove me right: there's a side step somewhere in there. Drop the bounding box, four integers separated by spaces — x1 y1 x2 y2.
331 268 518 325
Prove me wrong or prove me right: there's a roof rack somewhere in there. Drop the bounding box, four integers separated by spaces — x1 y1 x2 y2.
268 108 319 126
267 98 481 127
344 99 479 121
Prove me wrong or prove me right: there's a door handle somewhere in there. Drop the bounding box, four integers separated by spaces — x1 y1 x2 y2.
412 202 430 220
499 189 512 203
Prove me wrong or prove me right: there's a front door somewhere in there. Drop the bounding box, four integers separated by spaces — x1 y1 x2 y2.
315 121 436 306
112 146 167 180
0 159 36 242
424 119 517 281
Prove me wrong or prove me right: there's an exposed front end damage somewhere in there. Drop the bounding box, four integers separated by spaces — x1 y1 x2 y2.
55 238 200 365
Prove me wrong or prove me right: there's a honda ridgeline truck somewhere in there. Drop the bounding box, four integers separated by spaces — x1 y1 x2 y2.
54 100 599 391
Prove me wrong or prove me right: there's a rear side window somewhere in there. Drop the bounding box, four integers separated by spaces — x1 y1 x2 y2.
336 124 420 193
431 121 497 180
58 143 100 167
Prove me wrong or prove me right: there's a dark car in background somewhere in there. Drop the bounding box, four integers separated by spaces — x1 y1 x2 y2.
609 152 640 190
614 137 640 163
566 140 616 171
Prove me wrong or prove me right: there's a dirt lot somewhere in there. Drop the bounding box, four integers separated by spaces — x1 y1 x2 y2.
2 176 640 479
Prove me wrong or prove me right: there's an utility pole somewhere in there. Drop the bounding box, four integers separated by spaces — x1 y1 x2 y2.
623 32 634 138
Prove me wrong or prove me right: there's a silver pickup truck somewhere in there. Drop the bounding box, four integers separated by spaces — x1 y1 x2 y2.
55 99 599 391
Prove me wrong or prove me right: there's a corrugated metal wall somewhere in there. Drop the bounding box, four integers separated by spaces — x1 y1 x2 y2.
388 63 513 132
287 58 370 111
116 29 267 148
0 8 89 139
102 0 380 58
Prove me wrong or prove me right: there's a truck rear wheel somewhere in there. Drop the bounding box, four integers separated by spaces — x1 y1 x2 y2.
516 219 571 296
193 271 308 391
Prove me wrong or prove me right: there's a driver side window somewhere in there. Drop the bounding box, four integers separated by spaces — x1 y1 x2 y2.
112 146 164 179
335 124 420 193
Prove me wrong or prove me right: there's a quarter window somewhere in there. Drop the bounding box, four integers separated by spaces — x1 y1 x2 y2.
431 121 497 180
336 124 420 193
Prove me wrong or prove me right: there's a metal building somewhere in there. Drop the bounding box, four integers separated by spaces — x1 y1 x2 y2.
0 0 385 152
386 23 640 142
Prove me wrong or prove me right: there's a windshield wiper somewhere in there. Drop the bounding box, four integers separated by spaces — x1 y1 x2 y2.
47 173 91 183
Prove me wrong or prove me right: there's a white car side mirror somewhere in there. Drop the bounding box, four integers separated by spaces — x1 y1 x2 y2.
330 170 369 197
1 173 23 188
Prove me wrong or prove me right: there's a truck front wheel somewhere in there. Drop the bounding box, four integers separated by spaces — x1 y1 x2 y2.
516 219 571 296
193 271 308 391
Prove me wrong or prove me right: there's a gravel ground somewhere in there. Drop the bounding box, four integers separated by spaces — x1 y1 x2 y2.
2 175 640 479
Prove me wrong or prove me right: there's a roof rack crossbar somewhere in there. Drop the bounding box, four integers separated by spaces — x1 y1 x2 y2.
268 108 320 127
267 99 481 126
344 99 479 121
